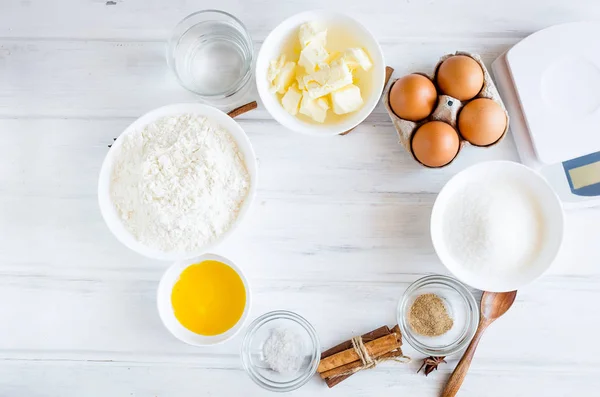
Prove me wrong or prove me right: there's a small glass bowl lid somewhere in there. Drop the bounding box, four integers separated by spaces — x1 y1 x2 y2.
241 310 320 392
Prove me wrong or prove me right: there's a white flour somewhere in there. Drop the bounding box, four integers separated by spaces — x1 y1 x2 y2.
443 179 545 275
110 114 250 252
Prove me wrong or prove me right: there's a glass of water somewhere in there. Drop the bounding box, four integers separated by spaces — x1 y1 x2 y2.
167 10 254 103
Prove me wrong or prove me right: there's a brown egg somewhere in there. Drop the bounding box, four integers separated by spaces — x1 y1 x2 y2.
458 98 507 146
436 55 484 101
411 121 460 167
389 74 437 121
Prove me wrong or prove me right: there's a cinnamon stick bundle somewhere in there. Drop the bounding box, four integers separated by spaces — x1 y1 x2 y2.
318 324 408 388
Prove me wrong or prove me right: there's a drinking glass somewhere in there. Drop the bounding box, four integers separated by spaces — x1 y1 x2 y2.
167 10 254 103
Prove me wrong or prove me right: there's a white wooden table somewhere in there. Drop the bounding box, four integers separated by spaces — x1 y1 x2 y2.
2 1 600 396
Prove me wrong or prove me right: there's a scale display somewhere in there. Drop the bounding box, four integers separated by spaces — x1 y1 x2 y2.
563 151 600 196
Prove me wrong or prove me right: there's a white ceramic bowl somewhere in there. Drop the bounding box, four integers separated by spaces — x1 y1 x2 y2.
256 10 385 136
157 253 251 346
431 161 564 292
98 103 258 261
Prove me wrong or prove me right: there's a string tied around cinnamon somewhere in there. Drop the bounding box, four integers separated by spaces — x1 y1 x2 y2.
351 335 376 370
328 334 411 379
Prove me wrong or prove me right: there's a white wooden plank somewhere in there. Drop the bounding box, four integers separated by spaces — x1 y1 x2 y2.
1 271 600 371
0 38 520 118
1 118 597 282
0 119 520 198
1 0 599 40
1 357 599 397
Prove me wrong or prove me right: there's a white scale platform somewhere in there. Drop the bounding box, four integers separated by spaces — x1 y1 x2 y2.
492 22 600 209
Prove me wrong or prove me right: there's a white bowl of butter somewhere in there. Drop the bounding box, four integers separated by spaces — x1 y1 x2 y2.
256 10 385 135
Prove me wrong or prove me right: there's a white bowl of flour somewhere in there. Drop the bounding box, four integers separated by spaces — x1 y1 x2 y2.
98 103 257 260
431 161 564 292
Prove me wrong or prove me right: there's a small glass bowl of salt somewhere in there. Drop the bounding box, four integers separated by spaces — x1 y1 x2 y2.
241 310 320 392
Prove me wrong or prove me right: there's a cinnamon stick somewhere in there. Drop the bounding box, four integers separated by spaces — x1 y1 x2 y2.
324 371 350 388
339 66 395 136
321 325 390 359
227 101 257 118
319 346 406 379
318 332 401 373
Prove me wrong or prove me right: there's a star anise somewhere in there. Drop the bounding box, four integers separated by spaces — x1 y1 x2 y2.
417 356 446 376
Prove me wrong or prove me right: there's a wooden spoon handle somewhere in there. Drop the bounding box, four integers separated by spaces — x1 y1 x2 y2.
441 321 489 397
227 101 257 118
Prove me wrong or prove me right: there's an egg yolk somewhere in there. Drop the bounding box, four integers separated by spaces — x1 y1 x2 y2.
171 260 246 336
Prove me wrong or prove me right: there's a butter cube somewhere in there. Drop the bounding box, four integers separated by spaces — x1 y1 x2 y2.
324 51 343 64
295 66 307 90
281 85 303 116
331 84 363 114
304 58 353 99
272 61 296 94
298 41 328 73
299 22 327 48
329 59 353 85
303 63 330 87
344 48 373 71
267 55 286 84
299 91 329 123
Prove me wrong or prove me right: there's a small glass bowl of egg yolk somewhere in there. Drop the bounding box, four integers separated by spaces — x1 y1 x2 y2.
157 254 251 346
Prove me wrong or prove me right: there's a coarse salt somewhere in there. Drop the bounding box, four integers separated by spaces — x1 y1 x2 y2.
262 327 305 373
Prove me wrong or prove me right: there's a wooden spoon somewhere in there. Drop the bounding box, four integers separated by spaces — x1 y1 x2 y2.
441 290 517 397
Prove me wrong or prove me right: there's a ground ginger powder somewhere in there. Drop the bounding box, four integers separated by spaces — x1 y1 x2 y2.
408 293 454 337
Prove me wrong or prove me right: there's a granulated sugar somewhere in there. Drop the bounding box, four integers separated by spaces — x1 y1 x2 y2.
443 179 545 275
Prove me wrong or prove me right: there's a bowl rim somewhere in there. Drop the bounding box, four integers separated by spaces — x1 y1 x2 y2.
241 310 320 392
156 253 252 346
397 275 479 356
430 160 565 292
255 10 386 136
97 103 258 261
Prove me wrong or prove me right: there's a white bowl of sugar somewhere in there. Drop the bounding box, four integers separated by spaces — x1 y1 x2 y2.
431 161 564 292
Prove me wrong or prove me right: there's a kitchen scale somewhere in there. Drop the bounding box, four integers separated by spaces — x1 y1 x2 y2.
492 22 600 209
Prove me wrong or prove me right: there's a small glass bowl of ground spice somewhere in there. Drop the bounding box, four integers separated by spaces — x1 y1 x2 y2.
398 275 479 356
241 310 320 392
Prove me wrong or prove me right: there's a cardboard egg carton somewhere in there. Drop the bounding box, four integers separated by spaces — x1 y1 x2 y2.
382 51 510 168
